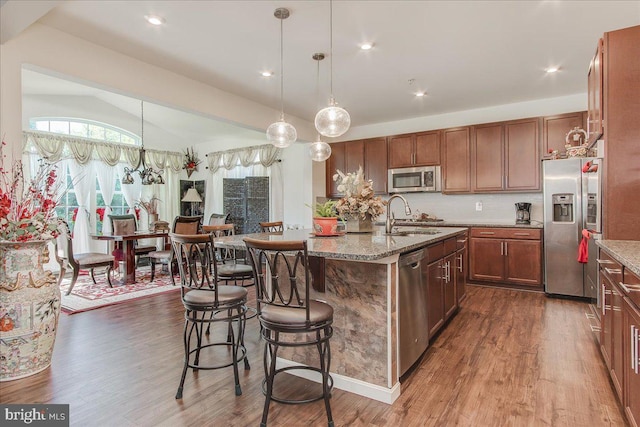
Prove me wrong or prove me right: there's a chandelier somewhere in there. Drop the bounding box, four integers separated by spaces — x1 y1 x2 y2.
266 7 297 148
122 101 165 185
314 0 351 138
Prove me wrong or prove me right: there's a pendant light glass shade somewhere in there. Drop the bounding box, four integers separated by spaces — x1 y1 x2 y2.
267 114 297 148
315 98 351 138
267 8 296 148
315 0 350 138
309 137 332 162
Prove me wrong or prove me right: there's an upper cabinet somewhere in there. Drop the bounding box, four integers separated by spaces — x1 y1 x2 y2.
442 127 471 193
587 38 604 144
542 111 587 159
472 118 540 192
326 138 388 198
388 131 440 168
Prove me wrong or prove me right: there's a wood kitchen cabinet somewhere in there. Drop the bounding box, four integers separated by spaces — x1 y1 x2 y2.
469 227 542 288
455 230 468 304
326 138 388 197
587 38 604 144
426 237 459 338
542 111 588 159
388 130 440 168
442 127 471 193
471 118 540 193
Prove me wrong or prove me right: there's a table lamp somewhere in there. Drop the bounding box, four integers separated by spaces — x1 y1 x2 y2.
181 187 202 216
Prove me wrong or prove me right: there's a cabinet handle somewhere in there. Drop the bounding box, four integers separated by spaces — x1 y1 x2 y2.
457 238 468 243
504 242 508 256
480 231 495 235
596 259 615 265
448 261 451 283
632 325 640 374
457 254 463 272
602 283 605 317
513 232 530 236
619 282 640 293
500 241 504 256
604 267 622 275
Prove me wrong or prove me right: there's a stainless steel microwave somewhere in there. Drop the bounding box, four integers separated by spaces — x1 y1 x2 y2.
388 166 441 193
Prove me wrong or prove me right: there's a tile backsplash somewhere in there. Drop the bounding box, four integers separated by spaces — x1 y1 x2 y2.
390 192 544 224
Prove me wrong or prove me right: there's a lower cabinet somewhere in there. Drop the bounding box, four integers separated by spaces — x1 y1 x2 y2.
425 235 465 339
469 227 542 288
598 247 640 427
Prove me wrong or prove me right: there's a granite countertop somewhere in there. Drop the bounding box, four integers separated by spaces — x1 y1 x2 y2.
390 219 543 229
214 226 467 261
595 240 640 276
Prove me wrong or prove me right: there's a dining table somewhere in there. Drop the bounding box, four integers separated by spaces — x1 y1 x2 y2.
92 230 170 285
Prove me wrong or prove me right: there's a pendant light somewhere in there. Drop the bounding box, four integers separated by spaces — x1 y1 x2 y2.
122 101 164 185
309 53 332 162
266 7 297 148
314 0 351 138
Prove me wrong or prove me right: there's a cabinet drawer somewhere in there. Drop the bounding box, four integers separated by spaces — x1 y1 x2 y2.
621 268 640 309
427 242 444 262
444 237 457 256
456 231 468 250
598 250 623 285
471 227 541 240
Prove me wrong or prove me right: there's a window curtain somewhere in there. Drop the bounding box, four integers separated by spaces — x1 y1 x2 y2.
204 144 282 222
67 161 94 253
94 160 116 235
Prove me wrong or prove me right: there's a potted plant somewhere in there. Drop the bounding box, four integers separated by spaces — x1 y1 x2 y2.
0 140 66 381
309 200 338 236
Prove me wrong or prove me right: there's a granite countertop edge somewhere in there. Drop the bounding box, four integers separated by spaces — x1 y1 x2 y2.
595 240 640 276
390 220 543 229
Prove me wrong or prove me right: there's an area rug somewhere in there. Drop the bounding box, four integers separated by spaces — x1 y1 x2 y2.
59 267 179 314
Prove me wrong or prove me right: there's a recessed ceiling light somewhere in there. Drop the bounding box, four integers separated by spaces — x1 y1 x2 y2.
261 71 273 77
145 15 165 26
360 43 373 50
415 91 426 97
546 67 560 73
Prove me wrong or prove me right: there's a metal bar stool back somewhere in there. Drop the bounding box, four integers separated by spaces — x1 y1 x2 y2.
258 221 284 233
244 237 334 427
171 232 250 399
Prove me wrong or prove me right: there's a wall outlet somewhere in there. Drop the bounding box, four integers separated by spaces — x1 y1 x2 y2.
475 202 483 211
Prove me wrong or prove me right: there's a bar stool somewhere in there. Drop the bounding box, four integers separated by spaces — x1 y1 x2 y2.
203 223 257 321
172 233 250 399
244 237 334 427
259 221 284 232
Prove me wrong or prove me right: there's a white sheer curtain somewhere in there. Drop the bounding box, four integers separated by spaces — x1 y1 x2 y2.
67 161 94 253
94 160 116 235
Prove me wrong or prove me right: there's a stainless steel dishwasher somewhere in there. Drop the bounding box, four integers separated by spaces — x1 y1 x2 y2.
399 248 429 375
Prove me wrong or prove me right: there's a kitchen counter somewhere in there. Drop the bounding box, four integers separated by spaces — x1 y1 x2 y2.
214 226 467 261
391 219 543 229
595 240 640 276
214 226 467 404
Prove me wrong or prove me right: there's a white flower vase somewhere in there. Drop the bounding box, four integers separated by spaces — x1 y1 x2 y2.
0 240 61 381
345 214 373 233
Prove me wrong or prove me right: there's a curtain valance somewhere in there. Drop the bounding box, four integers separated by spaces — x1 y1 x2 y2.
23 130 183 171
205 144 280 172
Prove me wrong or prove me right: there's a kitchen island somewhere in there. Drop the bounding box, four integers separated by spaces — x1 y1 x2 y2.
214 226 467 403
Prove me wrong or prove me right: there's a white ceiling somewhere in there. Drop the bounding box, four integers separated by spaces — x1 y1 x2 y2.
10 1 640 143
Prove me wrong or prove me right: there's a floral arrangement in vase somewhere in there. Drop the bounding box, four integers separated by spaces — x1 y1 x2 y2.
183 147 201 177
333 166 387 221
136 195 161 215
0 141 64 242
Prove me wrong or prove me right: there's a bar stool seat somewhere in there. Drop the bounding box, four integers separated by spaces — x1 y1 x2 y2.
261 301 333 328
183 286 247 306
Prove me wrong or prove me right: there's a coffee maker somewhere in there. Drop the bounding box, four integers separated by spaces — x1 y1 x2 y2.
515 202 531 224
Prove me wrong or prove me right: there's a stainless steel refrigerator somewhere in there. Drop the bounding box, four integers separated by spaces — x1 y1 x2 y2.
543 158 601 297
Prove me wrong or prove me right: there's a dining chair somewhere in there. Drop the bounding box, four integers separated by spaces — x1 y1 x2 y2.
172 232 250 399
108 214 156 264
258 221 284 232
148 215 202 282
209 212 230 226
54 222 115 295
244 237 334 427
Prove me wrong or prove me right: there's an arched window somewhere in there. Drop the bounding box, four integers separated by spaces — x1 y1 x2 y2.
29 117 140 145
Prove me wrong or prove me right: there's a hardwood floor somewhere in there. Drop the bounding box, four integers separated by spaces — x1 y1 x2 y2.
0 285 627 426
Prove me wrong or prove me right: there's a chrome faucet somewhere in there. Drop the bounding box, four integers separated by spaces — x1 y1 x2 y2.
385 194 412 233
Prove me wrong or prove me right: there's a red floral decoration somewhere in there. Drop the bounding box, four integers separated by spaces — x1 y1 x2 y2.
134 208 141 221
96 207 106 222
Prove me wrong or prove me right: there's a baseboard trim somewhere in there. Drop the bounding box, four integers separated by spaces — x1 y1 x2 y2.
275 357 401 404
